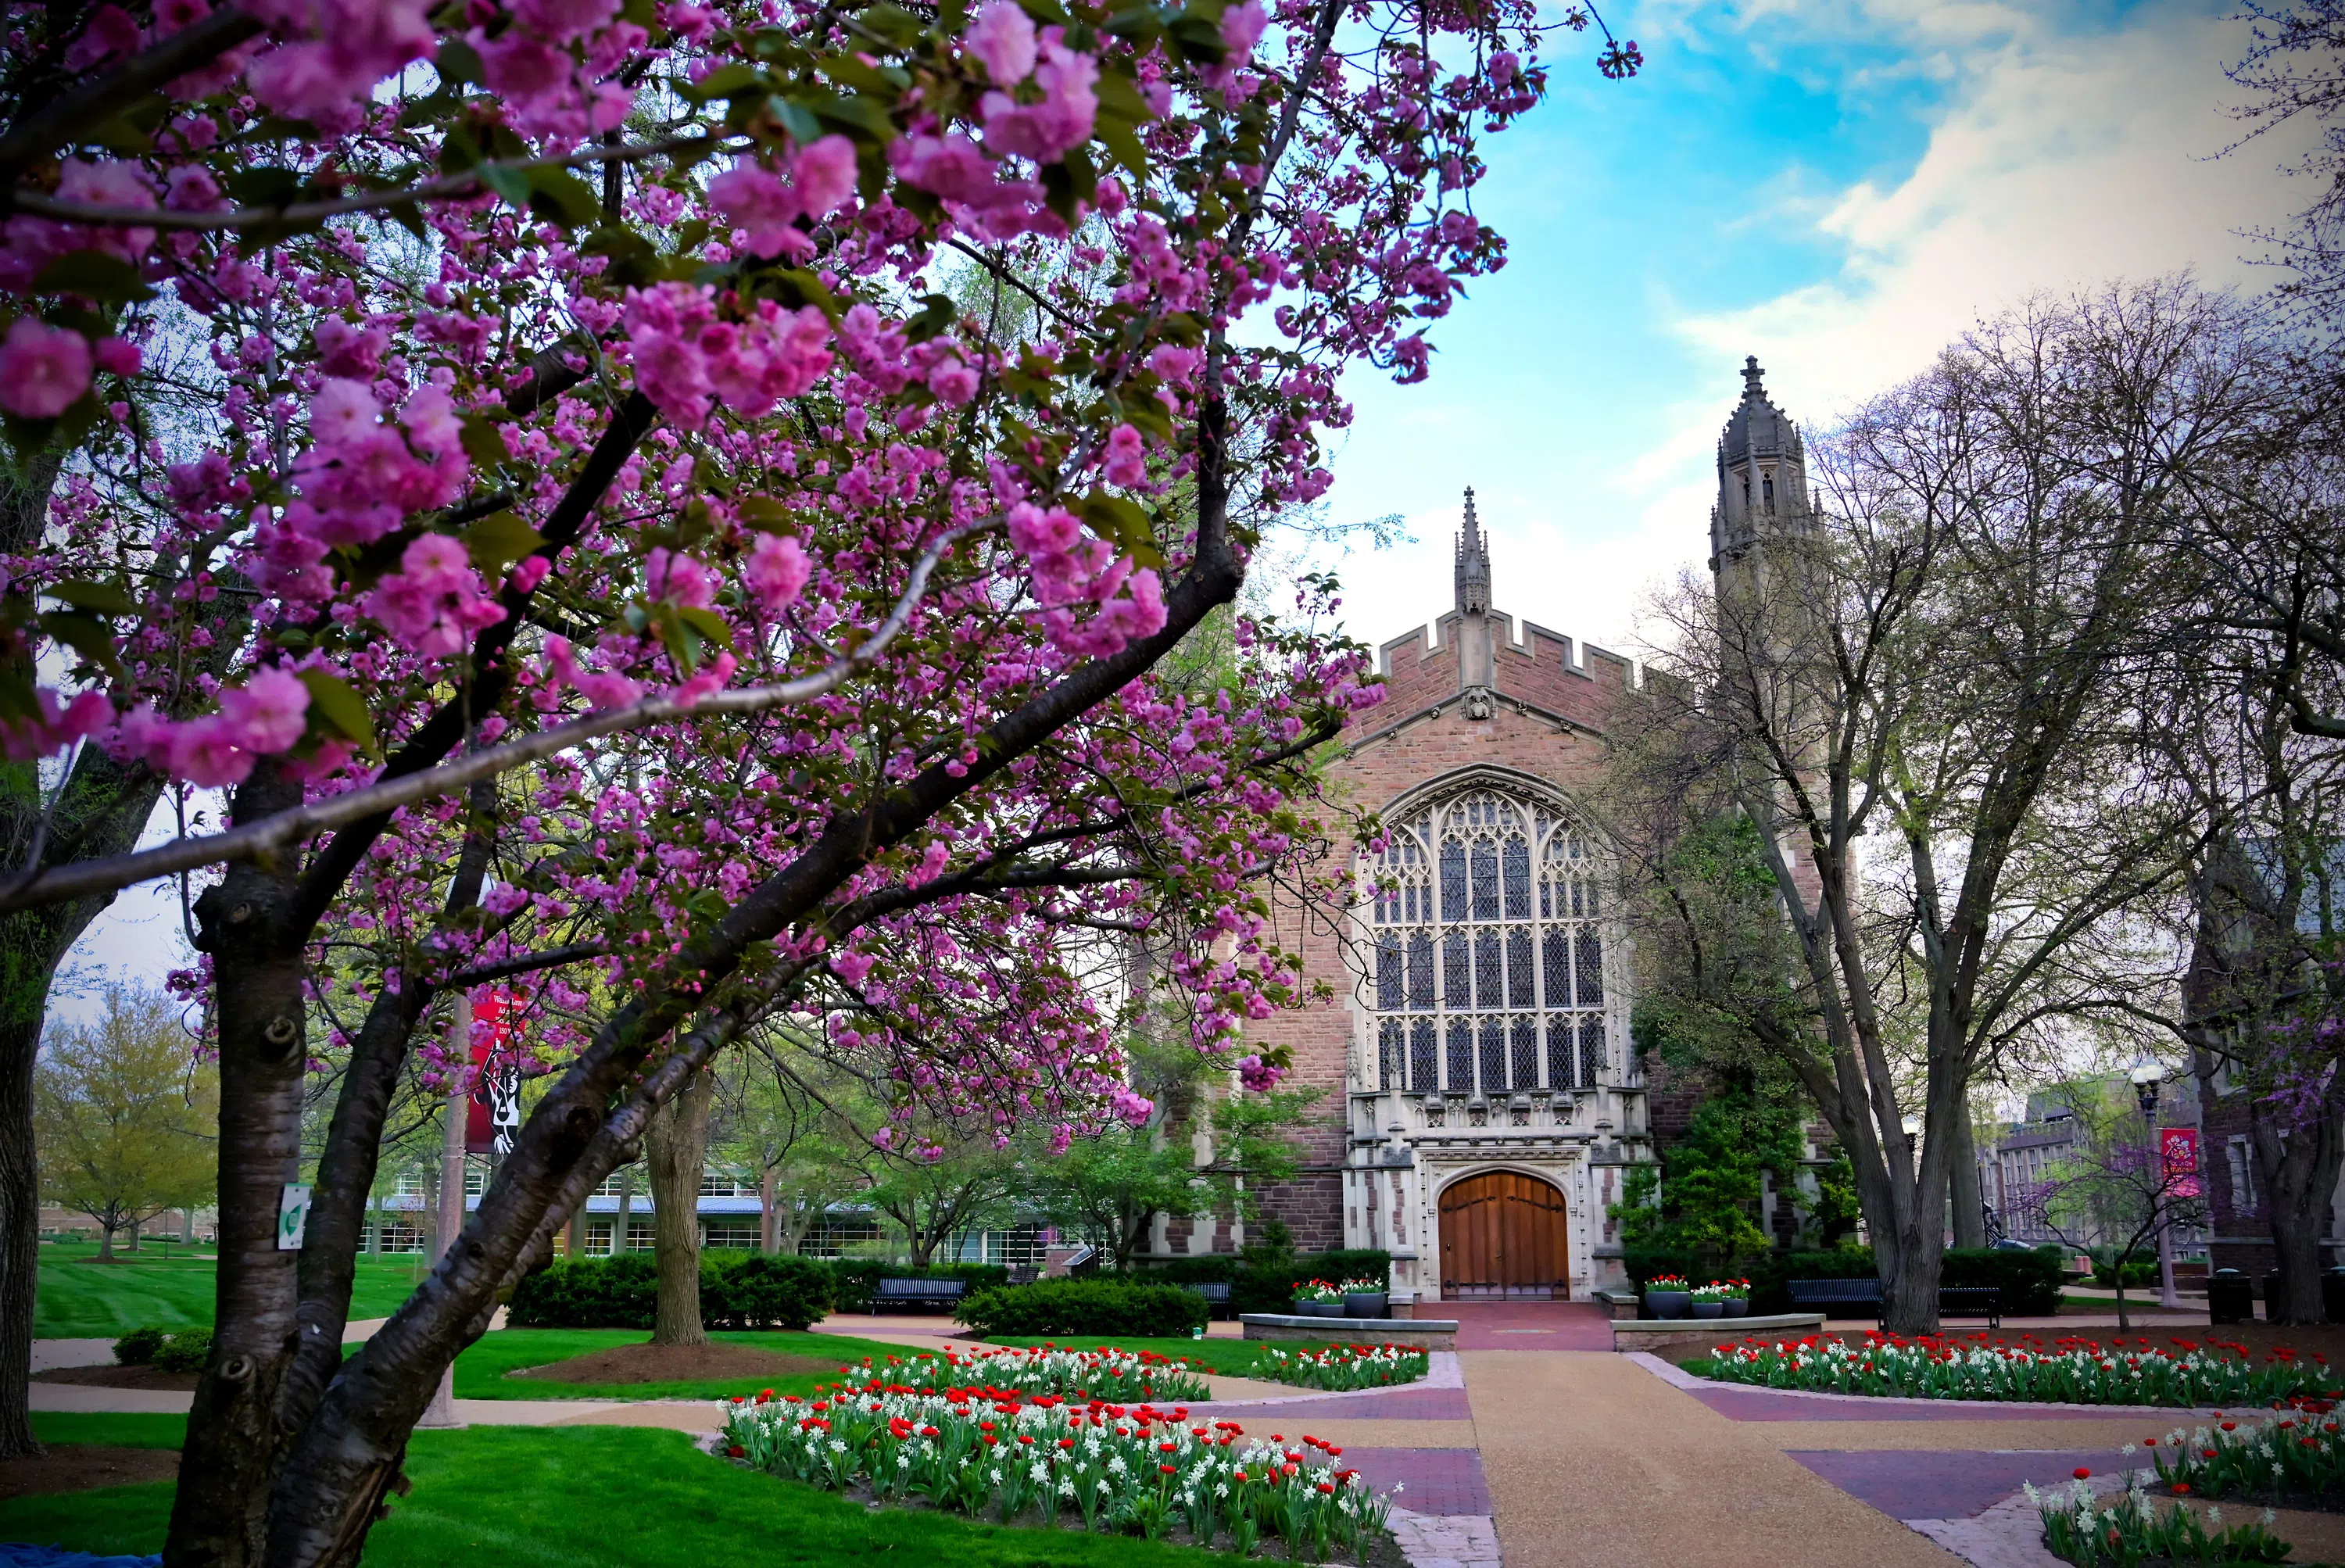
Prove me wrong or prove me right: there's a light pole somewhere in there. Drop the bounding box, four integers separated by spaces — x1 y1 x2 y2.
2129 1063 2181 1311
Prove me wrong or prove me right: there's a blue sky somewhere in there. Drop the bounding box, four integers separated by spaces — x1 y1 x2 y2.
55 0 2320 1008
1312 0 2318 657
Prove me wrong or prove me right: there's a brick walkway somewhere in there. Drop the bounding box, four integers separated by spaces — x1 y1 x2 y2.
1437 1299 1615 1351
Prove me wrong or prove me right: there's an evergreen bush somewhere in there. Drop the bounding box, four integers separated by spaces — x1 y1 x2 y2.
1624 1244 2063 1317
507 1251 838 1329
956 1278 1208 1337
152 1326 213 1373
113 1326 169 1365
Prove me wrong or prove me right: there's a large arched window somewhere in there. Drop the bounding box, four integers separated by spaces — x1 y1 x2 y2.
1366 788 1611 1096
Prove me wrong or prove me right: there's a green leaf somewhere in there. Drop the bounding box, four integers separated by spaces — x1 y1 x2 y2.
678 605 735 653
222 166 305 206
804 93 897 144
44 578 139 616
459 414 510 470
30 252 151 304
902 293 958 344
1094 117 1147 181
737 495 795 532
527 166 603 229
755 267 842 318
1094 70 1158 124
386 201 429 244
686 63 767 101
37 611 122 676
1075 492 1165 569
298 670 379 755
476 163 531 209
686 889 729 919
772 98 825 149
435 37 484 87
88 116 152 156
1100 4 1163 41
458 510 546 572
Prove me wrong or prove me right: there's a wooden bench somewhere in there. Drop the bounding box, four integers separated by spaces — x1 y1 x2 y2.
1785 1278 2002 1330
872 1277 965 1314
1178 1281 1233 1319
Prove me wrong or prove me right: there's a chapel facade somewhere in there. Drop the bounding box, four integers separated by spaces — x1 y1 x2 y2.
1237 358 1813 1302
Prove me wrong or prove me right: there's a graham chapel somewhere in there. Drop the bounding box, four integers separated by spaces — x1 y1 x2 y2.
1242 357 1812 1303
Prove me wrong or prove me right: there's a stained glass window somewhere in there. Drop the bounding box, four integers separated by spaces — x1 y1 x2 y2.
1362 789 1613 1094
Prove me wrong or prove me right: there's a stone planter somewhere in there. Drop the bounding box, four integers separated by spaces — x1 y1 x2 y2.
1316 1300 1348 1317
1645 1289 1691 1320
1691 1299 1725 1319
1343 1291 1387 1319
1722 1298 1749 1318
1292 1298 1315 1316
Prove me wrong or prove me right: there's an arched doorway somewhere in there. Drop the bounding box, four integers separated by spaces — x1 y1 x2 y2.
1437 1170 1568 1299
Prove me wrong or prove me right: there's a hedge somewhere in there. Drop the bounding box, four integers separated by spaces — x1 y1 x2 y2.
1623 1244 2064 1318
1142 1250 1391 1316
508 1252 835 1330
955 1278 1209 1337
114 1325 209 1371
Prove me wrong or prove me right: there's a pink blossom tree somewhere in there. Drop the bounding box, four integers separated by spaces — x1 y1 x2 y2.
0 0 1634 1559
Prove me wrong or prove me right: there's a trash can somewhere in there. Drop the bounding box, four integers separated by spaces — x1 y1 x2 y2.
2207 1269 2253 1326
2325 1268 2345 1324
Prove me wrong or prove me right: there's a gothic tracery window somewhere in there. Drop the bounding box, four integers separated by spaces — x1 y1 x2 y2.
1368 789 1613 1096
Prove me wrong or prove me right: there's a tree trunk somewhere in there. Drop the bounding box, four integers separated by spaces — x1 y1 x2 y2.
98 1223 116 1262
760 1168 777 1254
645 1069 713 1346
1949 1103 1985 1250
128 1220 141 1254
2112 1272 2131 1332
613 1168 632 1255
2253 1101 2341 1326
164 770 315 1568
564 1201 582 1261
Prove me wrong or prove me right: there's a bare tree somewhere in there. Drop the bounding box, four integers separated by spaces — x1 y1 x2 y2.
2007 1090 2209 1332
1609 281 2270 1332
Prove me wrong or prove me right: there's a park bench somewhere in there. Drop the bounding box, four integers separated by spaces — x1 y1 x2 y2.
1005 1265 1040 1286
872 1277 965 1314
1785 1278 2002 1330
1178 1281 1234 1319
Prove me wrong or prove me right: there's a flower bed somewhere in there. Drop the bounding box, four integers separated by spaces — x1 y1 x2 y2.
1254 1344 1430 1392
1699 1332 2338 1407
870 1345 1212 1404
721 1376 1396 1559
2028 1475 2291 1566
2128 1395 2343 1512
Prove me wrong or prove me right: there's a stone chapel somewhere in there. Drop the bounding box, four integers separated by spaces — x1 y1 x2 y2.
1244 356 1813 1303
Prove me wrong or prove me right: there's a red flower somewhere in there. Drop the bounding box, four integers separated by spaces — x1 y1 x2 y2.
727 1444 745 1458
2073 1467 2091 1480
2174 1483 2191 1495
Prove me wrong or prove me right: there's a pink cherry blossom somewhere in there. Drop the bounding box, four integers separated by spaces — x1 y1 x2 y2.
0 318 93 418
217 666 313 754
746 532 811 610
965 0 1036 84
1102 424 1147 488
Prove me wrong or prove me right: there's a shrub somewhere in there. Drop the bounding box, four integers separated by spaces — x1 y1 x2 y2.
508 1251 839 1329
704 1254 835 1330
113 1326 168 1366
1941 1246 2064 1315
956 1278 1208 1337
152 1327 213 1373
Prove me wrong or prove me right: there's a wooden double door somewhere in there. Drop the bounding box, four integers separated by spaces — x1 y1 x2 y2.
1437 1170 1569 1298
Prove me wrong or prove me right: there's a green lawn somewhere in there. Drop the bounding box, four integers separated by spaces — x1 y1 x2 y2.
0 1425 1228 1568
452 1329 954 1401
35 1240 434 1337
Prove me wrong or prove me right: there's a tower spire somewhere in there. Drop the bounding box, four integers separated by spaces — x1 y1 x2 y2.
1455 487 1490 615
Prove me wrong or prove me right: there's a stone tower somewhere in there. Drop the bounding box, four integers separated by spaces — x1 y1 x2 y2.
1708 354 1810 576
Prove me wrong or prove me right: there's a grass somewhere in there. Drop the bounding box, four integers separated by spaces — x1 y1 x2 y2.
36 1239 434 1337
451 1329 942 1402
31 1412 188 1448
986 1336 1363 1379
0 1425 1232 1568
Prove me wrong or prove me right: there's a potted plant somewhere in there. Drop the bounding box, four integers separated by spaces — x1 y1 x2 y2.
1689 1282 1727 1319
1643 1273 1692 1319
1340 1276 1387 1319
1294 1279 1344 1316
1719 1278 1750 1318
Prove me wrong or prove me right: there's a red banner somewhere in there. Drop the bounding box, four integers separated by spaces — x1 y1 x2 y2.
2161 1127 2200 1198
465 991 520 1156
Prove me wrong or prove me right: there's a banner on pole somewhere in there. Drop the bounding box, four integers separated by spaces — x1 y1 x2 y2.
2160 1127 2201 1197
466 990 523 1157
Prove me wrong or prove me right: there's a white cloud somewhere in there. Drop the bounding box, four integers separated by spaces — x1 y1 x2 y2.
1677 0 2315 460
